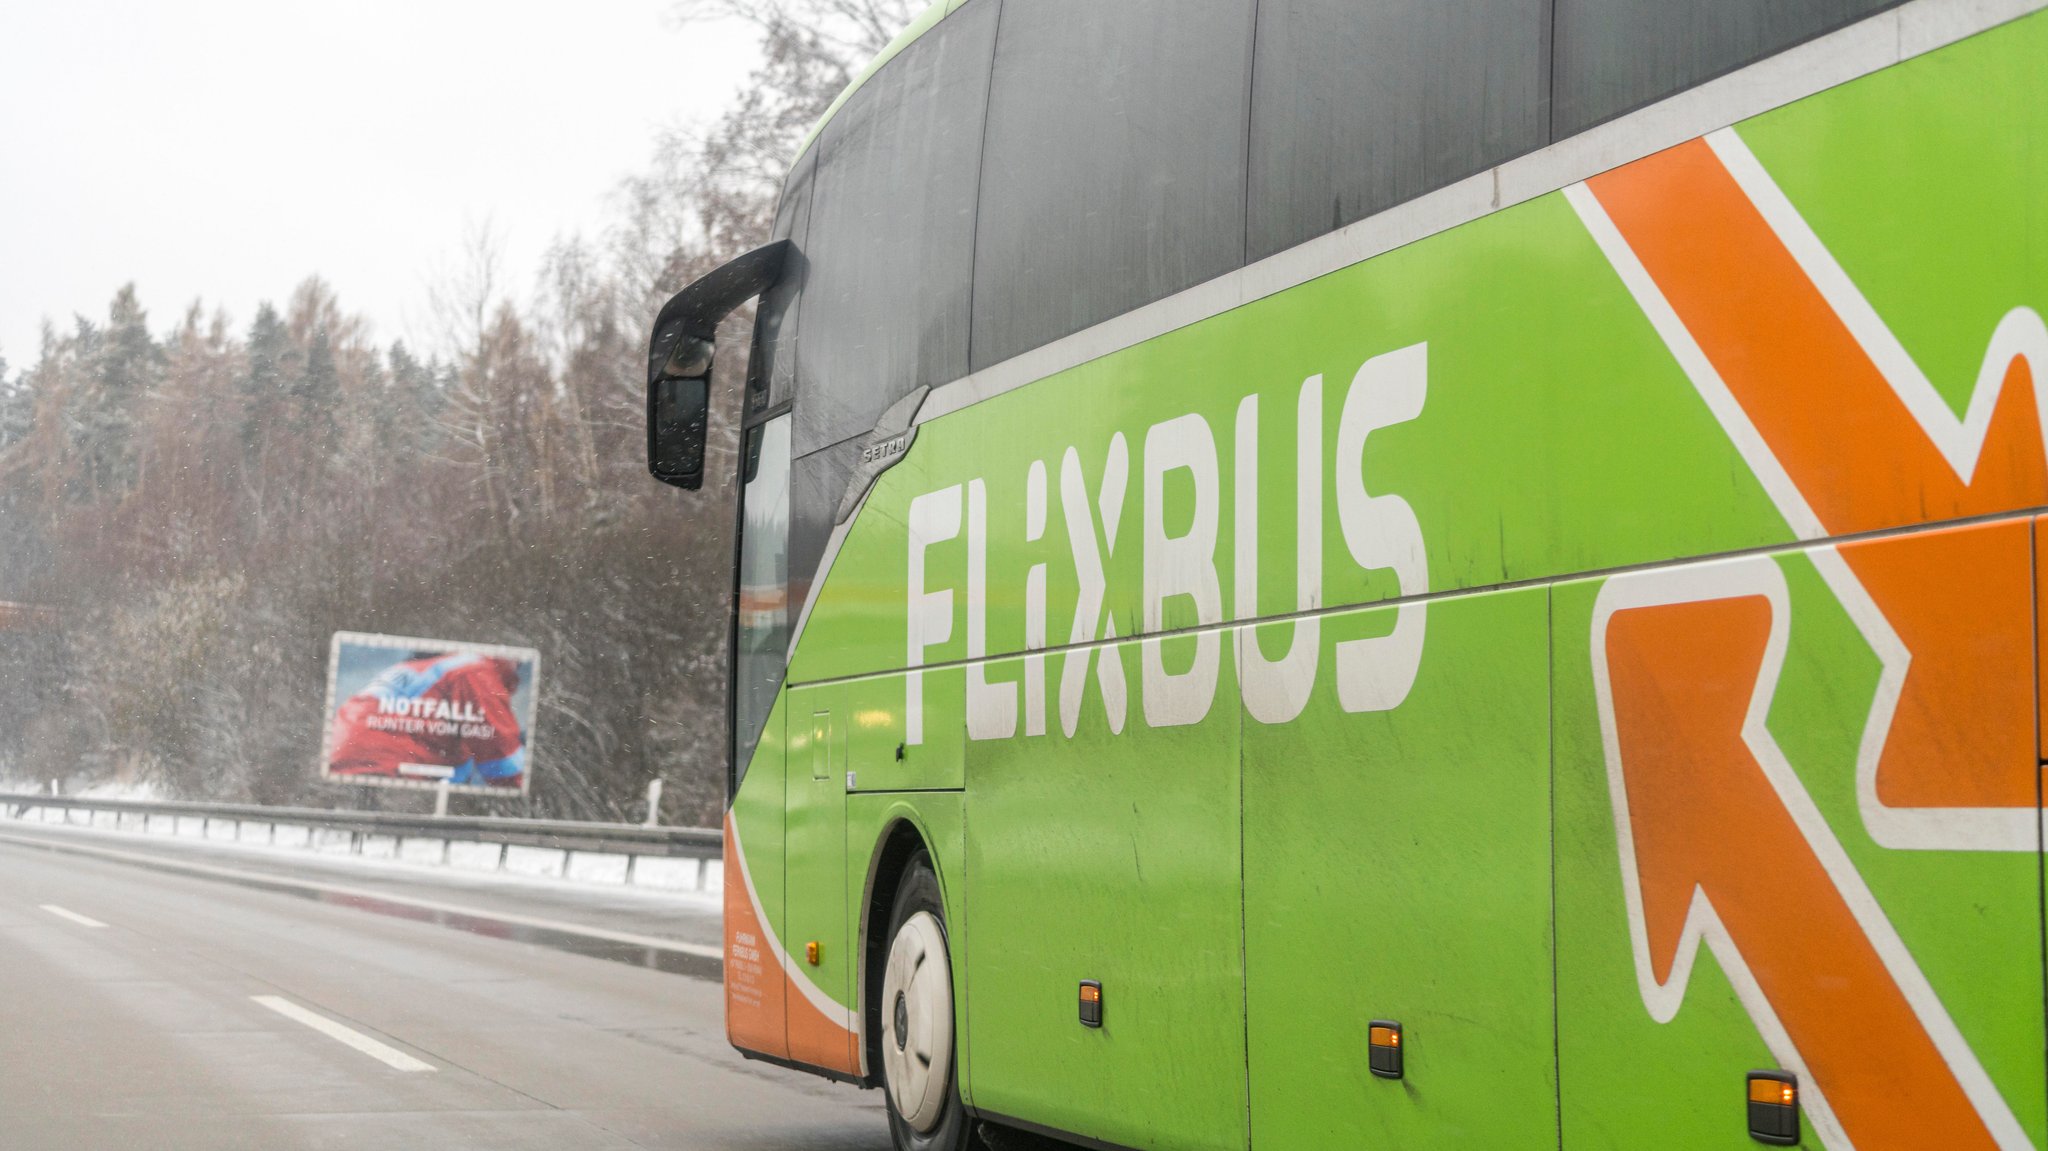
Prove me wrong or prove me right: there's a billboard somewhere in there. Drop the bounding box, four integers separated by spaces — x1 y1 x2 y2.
321 632 539 795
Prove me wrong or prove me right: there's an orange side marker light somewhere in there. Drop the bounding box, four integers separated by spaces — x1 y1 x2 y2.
1368 1021 1403 1080
1747 1070 1798 1146
1747 1079 1795 1106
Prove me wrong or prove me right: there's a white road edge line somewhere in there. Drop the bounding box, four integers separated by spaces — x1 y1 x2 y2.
0 829 722 960
251 995 435 1073
38 904 106 928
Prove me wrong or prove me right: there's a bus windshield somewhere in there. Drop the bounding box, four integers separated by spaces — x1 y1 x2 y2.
732 415 791 780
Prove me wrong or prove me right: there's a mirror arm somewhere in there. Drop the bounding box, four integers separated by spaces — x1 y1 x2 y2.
645 239 793 387
644 239 793 491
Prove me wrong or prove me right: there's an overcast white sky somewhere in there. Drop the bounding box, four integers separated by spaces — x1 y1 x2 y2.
0 1 761 368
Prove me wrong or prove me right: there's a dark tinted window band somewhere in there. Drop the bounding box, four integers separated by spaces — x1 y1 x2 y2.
787 435 864 614
969 0 1257 372
747 149 816 425
1551 0 1904 138
794 0 998 456
761 0 1907 399
1247 0 1551 262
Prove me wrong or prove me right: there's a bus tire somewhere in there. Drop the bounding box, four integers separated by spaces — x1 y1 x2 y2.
881 851 973 1151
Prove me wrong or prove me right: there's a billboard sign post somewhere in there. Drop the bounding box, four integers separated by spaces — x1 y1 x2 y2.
321 632 540 797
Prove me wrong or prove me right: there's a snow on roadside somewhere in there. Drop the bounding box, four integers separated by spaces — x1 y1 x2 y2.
0 803 724 908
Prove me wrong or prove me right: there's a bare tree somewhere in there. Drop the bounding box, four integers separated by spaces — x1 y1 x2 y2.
0 0 927 824
677 0 916 65
423 218 508 363
616 0 919 300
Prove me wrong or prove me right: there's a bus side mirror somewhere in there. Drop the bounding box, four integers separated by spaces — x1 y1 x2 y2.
649 374 712 489
645 239 792 491
648 337 714 490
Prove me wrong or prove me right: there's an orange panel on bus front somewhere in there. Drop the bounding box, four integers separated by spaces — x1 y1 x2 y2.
723 818 789 1060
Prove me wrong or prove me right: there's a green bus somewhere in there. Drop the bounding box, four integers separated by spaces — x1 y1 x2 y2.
643 1 2048 1147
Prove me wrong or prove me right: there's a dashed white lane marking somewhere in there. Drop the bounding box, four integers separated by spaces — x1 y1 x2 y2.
39 904 106 928
251 995 436 1073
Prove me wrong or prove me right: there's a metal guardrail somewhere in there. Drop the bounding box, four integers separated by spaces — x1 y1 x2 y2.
0 792 722 861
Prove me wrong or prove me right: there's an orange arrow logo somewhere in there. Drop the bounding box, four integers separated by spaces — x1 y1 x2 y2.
1571 131 2048 852
1592 560 2028 1150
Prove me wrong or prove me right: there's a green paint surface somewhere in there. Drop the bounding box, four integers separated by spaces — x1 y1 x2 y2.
788 187 1789 688
1242 588 1556 1148
962 640 1248 1149
785 684 852 1055
1739 15 2048 418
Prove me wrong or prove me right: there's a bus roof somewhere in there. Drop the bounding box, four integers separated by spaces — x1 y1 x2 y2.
789 0 972 167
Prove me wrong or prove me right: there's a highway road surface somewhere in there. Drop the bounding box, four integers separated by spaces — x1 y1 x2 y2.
0 821 894 1150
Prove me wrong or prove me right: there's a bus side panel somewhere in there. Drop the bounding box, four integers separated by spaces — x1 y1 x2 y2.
726 693 792 1060
845 792 966 1090
1554 565 1791 1149
1554 536 2047 1151
784 683 860 1074
1241 587 1555 1148
962 640 1248 1150
1727 8 2048 545
842 669 965 793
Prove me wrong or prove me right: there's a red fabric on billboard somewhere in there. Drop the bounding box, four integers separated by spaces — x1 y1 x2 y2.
327 654 527 787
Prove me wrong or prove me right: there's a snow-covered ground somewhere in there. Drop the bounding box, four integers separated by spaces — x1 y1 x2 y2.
0 801 724 898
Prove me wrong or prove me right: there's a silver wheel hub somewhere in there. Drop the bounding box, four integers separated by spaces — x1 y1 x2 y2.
881 910 952 1134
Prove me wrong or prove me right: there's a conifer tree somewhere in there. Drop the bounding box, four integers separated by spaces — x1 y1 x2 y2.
63 285 163 495
0 353 21 451
295 324 341 460
240 302 294 472
381 340 444 461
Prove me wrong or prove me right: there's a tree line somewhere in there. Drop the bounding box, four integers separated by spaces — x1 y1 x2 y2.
0 0 915 825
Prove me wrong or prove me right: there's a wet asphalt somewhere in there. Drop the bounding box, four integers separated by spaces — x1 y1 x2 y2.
0 826 892 1150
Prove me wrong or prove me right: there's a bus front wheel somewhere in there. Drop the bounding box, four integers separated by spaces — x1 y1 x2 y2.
881 852 973 1151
